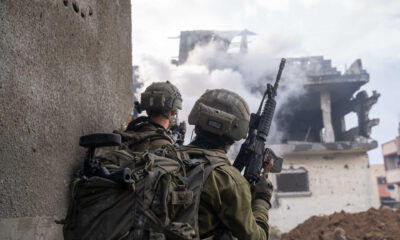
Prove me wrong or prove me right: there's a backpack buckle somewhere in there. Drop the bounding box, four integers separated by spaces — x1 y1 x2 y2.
183 159 201 171
132 169 146 182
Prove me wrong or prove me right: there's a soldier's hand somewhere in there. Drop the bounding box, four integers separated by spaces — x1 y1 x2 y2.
254 173 273 203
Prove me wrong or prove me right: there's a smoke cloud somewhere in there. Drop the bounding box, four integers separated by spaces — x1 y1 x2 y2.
135 34 308 158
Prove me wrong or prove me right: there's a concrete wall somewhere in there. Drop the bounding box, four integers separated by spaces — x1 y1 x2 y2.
269 152 375 233
370 164 385 208
0 0 132 238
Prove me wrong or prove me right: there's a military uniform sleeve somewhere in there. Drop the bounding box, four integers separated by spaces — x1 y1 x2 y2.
198 165 269 240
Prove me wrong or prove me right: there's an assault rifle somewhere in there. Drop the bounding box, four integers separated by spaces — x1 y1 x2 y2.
169 113 187 146
233 58 286 184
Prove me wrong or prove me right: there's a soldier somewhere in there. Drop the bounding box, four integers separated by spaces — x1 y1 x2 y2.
115 81 182 152
64 88 272 240
180 89 273 240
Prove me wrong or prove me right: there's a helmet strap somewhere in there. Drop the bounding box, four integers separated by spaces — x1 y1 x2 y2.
162 112 172 129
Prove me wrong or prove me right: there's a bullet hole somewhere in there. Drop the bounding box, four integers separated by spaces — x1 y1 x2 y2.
72 1 79 13
32 147 36 153
81 12 85 18
88 7 93 16
63 0 68 7
344 164 349 169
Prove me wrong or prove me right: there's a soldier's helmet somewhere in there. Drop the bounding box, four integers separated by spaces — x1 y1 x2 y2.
139 81 182 115
188 89 250 141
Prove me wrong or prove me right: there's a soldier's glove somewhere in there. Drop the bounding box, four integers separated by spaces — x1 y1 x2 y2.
252 173 273 209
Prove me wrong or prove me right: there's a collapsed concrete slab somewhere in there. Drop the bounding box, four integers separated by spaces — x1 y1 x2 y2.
268 56 380 233
273 56 379 144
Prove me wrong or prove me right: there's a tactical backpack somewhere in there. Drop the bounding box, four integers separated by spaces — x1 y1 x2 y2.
63 142 228 240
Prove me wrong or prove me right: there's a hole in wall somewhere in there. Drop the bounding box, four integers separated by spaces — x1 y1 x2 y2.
72 1 79 13
344 112 358 131
81 12 85 18
387 184 395 191
63 0 68 7
227 35 242 54
89 7 93 16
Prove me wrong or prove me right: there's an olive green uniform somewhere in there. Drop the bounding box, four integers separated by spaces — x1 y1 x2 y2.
193 148 270 240
115 117 174 152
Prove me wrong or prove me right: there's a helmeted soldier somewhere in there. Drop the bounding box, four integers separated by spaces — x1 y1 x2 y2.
116 81 182 152
178 89 273 239
63 88 272 240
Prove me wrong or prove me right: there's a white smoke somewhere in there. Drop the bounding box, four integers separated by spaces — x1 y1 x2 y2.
136 33 309 158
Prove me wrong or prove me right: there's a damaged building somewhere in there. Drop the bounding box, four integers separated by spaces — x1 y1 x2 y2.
174 29 255 65
269 57 380 232
176 30 381 233
379 128 400 209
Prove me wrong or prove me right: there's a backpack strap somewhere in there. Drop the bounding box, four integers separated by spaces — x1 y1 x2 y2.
177 146 229 164
114 128 173 151
125 116 148 131
134 198 193 240
176 146 230 180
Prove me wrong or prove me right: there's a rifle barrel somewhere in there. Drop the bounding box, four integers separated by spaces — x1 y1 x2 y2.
274 58 286 91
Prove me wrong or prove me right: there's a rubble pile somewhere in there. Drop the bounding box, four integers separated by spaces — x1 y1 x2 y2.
281 208 400 240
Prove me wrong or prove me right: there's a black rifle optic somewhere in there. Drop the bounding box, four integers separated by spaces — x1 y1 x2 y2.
233 58 286 184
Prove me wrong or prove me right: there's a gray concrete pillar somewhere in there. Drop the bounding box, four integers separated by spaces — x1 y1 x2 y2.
320 89 335 142
0 0 132 238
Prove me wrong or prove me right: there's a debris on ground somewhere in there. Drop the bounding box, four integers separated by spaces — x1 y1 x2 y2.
281 208 400 240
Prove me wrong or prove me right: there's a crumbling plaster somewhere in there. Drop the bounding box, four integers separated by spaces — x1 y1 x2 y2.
269 152 376 233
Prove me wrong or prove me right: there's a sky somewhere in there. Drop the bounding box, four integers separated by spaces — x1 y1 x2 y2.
131 0 400 164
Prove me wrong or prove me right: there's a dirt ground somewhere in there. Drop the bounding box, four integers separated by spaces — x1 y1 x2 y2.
281 208 400 240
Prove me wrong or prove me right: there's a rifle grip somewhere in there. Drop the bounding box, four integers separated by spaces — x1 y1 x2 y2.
233 146 247 171
244 152 264 184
